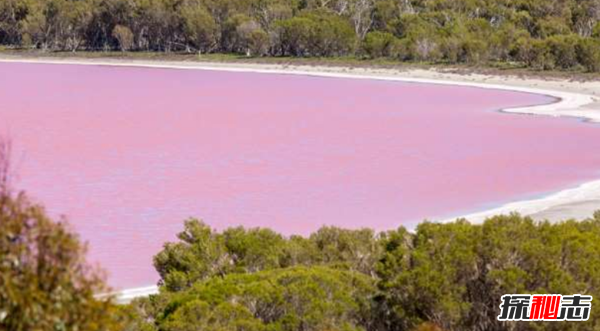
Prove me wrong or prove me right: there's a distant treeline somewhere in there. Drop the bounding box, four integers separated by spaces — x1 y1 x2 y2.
121 213 600 331
1 0 600 71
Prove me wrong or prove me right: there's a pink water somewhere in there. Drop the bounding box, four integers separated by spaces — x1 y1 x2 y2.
2 62 600 289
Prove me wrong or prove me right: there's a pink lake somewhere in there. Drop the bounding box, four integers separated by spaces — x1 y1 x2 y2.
2 62 600 289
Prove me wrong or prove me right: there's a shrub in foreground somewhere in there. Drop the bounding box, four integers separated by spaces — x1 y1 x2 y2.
139 212 600 331
158 266 375 331
0 192 125 330
378 214 600 330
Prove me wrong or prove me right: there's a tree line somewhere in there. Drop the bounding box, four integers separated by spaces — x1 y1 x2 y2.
123 213 600 331
1 0 600 71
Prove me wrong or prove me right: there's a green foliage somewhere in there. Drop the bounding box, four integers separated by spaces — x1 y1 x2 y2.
139 213 600 330
545 35 580 69
593 22 600 38
0 0 28 44
576 38 600 72
276 10 356 56
1 0 600 70
153 219 231 291
378 214 600 330
308 226 382 275
223 226 288 272
0 192 126 330
235 19 270 56
153 219 381 292
157 266 376 331
362 31 397 58
180 4 219 53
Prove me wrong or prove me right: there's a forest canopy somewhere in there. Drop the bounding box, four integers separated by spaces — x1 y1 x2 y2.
131 212 600 331
1 0 600 71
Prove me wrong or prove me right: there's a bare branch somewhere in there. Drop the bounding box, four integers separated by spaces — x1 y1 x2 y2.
0 136 13 196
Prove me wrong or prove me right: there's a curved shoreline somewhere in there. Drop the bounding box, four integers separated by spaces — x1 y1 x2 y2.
1 57 597 120
2 57 599 302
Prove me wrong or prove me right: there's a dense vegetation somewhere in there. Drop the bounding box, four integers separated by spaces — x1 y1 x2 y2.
1 0 600 71
0 192 130 330
0 140 126 331
130 213 600 331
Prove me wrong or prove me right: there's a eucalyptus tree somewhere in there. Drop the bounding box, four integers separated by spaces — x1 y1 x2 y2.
2 0 600 80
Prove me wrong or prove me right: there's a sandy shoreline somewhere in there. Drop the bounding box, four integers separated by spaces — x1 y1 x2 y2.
2 56 600 301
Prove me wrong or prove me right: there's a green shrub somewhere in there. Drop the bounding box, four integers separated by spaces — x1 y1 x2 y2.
362 31 397 58
158 266 376 331
576 38 600 72
378 214 600 330
276 11 355 57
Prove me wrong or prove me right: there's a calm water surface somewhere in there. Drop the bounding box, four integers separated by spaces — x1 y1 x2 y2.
2 62 600 288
